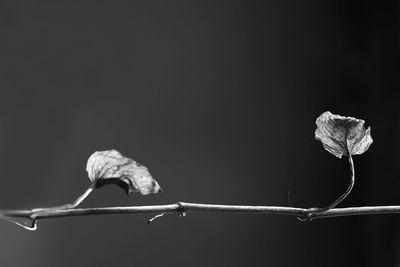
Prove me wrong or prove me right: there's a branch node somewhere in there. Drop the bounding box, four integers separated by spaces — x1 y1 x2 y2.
297 210 311 222
176 202 187 217
306 207 329 221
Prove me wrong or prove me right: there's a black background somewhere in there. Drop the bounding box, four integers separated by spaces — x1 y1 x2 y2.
0 1 399 266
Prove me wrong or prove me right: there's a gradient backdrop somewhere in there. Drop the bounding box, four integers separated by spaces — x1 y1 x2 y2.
0 1 399 266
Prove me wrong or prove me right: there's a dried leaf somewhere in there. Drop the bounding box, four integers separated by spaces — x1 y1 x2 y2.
86 150 162 195
315 111 373 158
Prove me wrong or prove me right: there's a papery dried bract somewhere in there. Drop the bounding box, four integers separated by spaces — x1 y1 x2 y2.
86 150 161 195
315 111 373 158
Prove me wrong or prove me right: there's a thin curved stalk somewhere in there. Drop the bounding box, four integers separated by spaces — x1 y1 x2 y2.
3 183 97 230
327 154 355 209
32 182 96 212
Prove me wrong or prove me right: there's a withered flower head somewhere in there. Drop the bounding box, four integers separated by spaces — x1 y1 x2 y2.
315 111 373 158
86 150 162 195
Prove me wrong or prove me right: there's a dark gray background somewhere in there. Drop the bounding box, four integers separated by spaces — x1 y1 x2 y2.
0 1 399 266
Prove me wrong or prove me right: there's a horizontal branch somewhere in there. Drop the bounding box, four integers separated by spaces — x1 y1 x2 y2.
3 203 400 226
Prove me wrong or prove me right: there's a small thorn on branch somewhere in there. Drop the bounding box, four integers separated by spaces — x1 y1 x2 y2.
147 213 165 224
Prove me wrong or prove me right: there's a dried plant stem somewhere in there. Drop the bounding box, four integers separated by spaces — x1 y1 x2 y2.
0 183 97 230
327 154 355 209
32 183 96 213
3 203 400 228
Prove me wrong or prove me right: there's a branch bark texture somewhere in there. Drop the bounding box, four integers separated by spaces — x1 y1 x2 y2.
3 203 400 225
